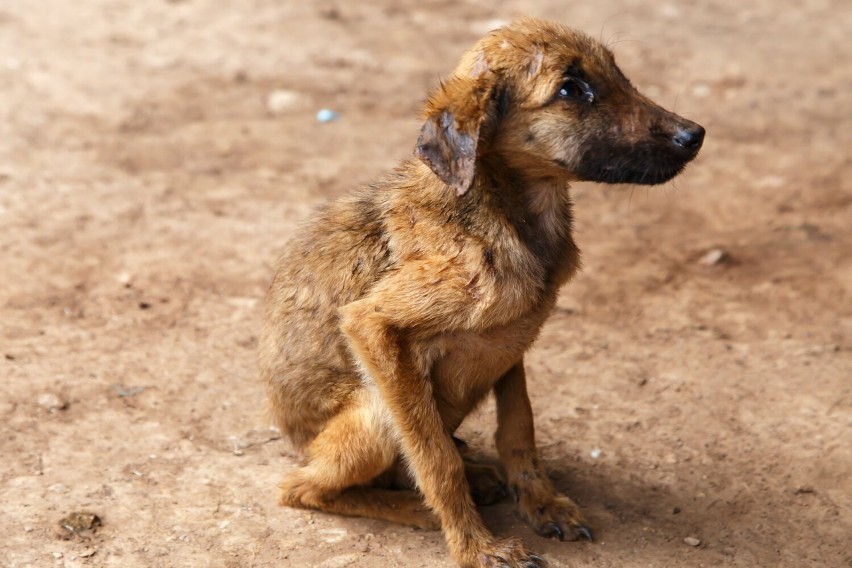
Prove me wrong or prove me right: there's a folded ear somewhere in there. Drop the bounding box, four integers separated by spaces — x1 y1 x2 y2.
414 60 495 196
415 110 479 196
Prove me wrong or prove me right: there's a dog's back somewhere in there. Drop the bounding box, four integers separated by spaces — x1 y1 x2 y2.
259 179 395 447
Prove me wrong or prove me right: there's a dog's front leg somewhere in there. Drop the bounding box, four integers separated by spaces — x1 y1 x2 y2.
340 263 544 568
495 362 593 542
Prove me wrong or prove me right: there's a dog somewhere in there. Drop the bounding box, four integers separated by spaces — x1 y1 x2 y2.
259 17 703 568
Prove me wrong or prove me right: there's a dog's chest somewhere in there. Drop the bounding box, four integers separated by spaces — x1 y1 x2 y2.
424 296 555 424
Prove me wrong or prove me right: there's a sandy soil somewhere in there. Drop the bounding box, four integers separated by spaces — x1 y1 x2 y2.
1 1 850 567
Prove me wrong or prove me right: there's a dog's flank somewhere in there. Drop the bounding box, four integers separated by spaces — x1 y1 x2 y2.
259 17 703 568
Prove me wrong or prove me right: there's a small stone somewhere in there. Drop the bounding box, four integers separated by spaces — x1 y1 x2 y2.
58 511 101 538
52 551 63 559
320 527 348 543
692 83 710 98
38 393 68 412
590 448 602 459
79 548 97 558
112 384 146 398
659 4 681 18
699 249 729 266
672 507 681 514
266 89 305 115
316 108 340 123
684 536 701 547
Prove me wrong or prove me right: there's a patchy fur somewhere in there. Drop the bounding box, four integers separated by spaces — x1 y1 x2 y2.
259 17 703 568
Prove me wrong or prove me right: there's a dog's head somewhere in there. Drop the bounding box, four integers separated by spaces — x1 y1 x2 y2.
415 18 705 195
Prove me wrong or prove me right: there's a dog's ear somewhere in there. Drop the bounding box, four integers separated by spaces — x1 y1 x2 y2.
415 54 495 196
415 110 480 197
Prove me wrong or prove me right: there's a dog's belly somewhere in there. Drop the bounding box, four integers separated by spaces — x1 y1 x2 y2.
425 311 551 431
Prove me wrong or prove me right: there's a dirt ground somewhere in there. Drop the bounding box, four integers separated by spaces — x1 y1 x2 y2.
1 1 850 567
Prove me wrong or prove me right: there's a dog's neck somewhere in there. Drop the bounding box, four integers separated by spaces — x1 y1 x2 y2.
517 176 578 282
524 177 571 240
470 164 579 286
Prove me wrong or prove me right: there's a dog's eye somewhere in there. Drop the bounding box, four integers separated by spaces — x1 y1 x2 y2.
558 78 594 104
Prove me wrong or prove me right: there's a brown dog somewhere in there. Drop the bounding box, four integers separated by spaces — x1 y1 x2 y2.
259 17 703 567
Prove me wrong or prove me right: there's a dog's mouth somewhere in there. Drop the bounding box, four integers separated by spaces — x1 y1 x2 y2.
575 150 690 185
573 129 704 186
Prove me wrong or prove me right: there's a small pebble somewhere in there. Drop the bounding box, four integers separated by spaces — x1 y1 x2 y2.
692 83 710 98
590 448 602 459
316 108 340 123
58 511 101 538
659 4 682 19
699 249 729 266
112 384 146 398
37 393 68 413
684 536 701 547
266 89 305 115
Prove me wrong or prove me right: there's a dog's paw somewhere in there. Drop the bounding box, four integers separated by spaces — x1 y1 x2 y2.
519 492 592 542
476 538 545 568
465 461 508 506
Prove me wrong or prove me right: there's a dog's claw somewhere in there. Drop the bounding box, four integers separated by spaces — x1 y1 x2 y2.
576 525 593 542
548 521 564 541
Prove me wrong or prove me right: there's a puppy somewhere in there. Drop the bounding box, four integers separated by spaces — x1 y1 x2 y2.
259 17 703 568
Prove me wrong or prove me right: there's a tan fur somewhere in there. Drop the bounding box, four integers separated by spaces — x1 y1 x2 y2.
259 17 703 567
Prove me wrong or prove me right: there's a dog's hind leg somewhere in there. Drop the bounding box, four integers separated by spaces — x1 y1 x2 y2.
452 436 508 506
278 392 439 530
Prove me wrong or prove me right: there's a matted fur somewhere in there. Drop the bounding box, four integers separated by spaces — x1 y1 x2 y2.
259 17 703 568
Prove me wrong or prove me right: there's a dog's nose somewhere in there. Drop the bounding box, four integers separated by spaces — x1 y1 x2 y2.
672 124 705 153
